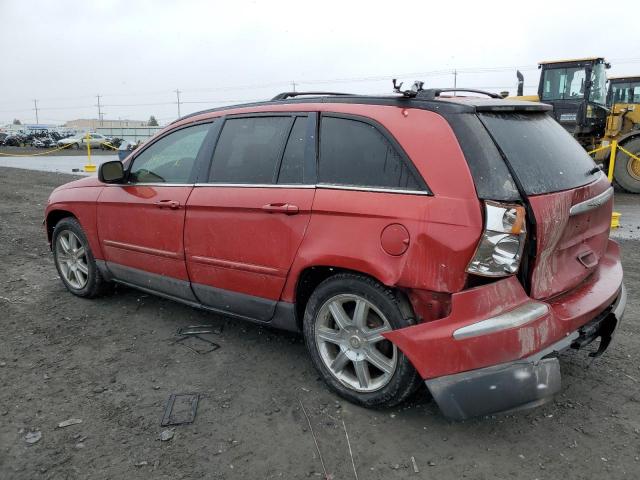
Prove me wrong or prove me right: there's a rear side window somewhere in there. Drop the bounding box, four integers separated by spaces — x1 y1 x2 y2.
479 112 597 195
319 116 422 190
209 117 291 184
277 117 307 184
445 114 520 201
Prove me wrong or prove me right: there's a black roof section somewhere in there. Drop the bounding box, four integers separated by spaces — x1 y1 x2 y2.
173 90 551 124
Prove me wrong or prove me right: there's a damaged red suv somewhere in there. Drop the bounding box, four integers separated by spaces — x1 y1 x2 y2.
45 88 625 419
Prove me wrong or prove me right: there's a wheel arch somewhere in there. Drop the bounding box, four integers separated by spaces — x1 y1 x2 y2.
46 209 77 245
292 265 414 331
617 130 640 147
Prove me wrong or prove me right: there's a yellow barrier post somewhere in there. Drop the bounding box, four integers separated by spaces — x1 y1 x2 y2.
607 139 617 182
607 140 620 229
84 132 96 173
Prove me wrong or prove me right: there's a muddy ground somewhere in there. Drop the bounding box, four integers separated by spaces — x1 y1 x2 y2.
0 166 639 480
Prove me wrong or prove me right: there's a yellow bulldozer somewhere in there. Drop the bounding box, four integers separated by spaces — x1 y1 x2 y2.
510 57 640 192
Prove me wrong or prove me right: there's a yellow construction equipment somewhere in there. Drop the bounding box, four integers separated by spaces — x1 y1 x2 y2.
510 58 640 193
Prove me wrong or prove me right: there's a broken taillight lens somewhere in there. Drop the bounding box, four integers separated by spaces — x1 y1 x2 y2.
466 201 527 277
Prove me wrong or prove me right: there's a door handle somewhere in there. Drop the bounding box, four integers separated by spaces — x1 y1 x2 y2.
262 203 299 215
155 200 180 209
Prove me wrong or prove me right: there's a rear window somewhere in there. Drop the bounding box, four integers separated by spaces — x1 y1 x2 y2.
319 116 423 191
479 112 598 195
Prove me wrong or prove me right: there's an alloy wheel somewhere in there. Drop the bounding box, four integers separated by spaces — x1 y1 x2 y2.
55 230 89 289
314 294 397 392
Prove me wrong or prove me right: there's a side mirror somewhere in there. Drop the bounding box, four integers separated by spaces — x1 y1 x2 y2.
98 160 125 183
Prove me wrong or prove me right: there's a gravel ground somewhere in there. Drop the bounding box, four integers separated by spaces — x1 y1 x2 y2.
1 166 639 480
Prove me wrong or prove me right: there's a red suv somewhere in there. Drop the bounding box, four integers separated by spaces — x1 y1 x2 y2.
45 89 626 420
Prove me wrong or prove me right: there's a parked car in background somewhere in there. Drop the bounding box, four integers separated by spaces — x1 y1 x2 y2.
32 135 57 148
57 132 110 149
44 89 626 420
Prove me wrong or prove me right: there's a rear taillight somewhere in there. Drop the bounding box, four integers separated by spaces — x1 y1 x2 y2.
466 201 527 277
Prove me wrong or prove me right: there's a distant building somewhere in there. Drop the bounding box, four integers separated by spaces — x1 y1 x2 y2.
65 118 149 129
1 123 58 132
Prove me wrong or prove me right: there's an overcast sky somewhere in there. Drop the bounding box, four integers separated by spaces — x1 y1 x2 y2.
1 0 638 126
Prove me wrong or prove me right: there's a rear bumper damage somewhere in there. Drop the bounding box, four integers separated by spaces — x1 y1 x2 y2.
427 285 625 420
384 240 625 420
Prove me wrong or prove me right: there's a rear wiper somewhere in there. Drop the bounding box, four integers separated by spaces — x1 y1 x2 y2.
588 166 603 176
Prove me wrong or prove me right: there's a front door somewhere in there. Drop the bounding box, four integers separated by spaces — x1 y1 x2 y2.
97 122 213 301
185 114 316 321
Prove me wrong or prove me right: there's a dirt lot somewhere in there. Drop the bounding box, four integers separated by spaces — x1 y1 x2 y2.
1 166 639 480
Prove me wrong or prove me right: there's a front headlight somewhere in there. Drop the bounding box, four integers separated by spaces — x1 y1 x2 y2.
466 201 527 277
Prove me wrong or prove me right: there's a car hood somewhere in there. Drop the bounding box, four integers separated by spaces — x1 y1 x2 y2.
58 138 80 144
54 175 103 191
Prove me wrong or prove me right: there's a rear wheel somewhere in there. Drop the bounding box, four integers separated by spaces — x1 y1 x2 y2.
52 217 107 298
303 273 421 408
614 137 640 193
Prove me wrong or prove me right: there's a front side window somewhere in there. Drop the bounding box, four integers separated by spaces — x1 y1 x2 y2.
209 117 291 184
319 116 421 190
541 67 586 101
129 123 210 183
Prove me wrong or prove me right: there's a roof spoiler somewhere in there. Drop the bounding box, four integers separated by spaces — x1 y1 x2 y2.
474 103 553 113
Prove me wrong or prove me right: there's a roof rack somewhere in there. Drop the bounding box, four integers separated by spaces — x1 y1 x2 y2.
416 88 503 100
271 91 353 101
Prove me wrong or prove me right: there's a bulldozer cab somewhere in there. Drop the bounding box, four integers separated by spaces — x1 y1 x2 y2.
538 57 610 144
607 76 640 107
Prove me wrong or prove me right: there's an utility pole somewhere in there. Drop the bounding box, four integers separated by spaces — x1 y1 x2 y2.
175 89 181 118
453 69 457 96
96 94 103 126
33 99 39 124
291 81 297 92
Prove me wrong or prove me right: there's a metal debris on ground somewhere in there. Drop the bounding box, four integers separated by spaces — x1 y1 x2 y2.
174 334 220 354
57 418 83 428
411 456 419 473
342 418 359 480
25 431 42 444
177 324 223 336
298 399 329 480
160 428 175 442
161 393 200 427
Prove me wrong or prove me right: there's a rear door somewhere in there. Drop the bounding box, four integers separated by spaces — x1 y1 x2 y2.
478 111 612 299
184 113 316 321
97 122 213 300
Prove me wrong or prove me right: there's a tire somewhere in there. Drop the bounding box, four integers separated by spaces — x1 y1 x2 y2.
52 217 108 298
73 142 80 150
613 137 640 193
303 273 422 408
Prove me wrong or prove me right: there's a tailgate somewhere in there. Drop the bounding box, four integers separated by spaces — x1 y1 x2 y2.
527 176 612 299
478 111 613 299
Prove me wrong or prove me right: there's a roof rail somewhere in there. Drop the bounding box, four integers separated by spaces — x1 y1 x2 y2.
271 91 353 101
416 88 503 100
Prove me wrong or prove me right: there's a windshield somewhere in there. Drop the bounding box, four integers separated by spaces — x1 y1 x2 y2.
609 81 640 105
479 112 597 195
589 63 607 105
541 67 586 101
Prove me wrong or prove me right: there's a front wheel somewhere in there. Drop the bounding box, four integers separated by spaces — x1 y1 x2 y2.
614 137 640 193
52 217 108 298
303 273 421 408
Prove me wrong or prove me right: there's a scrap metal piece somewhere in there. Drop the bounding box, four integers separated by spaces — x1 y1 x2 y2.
177 324 222 336
174 334 220 354
161 393 199 427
